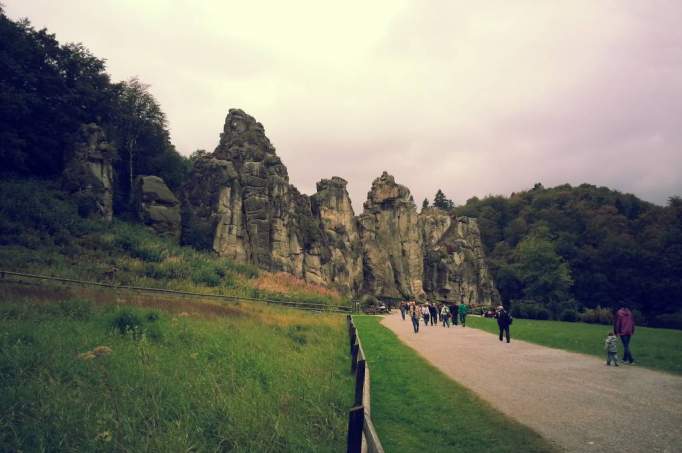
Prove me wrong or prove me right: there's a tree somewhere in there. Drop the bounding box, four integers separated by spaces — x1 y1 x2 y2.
433 189 455 210
109 77 166 204
513 229 573 314
422 198 429 210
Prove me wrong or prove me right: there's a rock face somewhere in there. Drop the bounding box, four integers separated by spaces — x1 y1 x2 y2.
182 109 499 303
134 175 181 240
421 208 499 305
62 123 115 221
357 172 425 300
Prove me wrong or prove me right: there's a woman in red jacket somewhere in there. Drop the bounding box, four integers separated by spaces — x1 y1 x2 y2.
614 305 636 364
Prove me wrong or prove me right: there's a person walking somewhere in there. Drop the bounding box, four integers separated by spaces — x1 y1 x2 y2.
496 305 512 343
399 301 406 320
604 331 619 366
459 302 469 327
614 305 635 364
421 304 430 327
440 304 451 328
409 302 420 333
429 303 438 326
450 303 459 326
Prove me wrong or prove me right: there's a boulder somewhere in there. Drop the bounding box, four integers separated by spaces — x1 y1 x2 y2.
62 123 115 221
134 175 181 239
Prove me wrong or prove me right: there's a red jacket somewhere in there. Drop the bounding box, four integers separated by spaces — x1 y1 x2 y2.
614 308 636 336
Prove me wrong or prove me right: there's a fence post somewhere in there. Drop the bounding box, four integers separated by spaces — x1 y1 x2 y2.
349 326 356 354
351 341 359 373
354 359 366 406
347 405 364 453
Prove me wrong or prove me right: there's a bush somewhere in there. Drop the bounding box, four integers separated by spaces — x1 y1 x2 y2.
535 308 551 320
111 310 143 334
651 311 682 330
559 309 578 322
580 306 613 324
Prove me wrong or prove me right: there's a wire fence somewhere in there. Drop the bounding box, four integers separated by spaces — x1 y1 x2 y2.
0 270 352 313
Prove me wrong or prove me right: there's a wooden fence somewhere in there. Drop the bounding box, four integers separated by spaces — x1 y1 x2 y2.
0 270 352 313
347 315 384 453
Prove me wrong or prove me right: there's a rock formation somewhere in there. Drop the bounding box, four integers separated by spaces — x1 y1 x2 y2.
182 109 499 303
62 123 115 221
134 175 181 240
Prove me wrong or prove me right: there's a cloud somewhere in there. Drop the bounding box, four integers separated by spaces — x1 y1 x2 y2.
6 0 682 210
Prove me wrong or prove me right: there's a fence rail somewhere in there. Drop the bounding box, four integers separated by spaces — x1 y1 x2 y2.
0 270 352 313
347 315 384 453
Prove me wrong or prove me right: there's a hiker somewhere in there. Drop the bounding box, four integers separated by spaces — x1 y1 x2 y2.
409 303 420 333
614 305 635 364
604 331 619 366
399 301 406 320
459 302 469 327
450 302 459 325
421 304 430 326
440 304 451 328
496 305 512 343
429 303 438 326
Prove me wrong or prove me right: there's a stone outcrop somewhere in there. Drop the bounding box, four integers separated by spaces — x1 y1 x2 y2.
421 208 499 305
182 109 499 303
62 123 115 221
134 175 181 240
357 172 425 300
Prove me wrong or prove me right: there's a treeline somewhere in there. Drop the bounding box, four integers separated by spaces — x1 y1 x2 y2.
0 8 189 214
454 183 682 328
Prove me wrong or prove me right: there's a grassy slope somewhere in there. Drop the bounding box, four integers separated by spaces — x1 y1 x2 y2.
0 178 348 307
0 297 353 452
467 316 682 374
354 316 557 453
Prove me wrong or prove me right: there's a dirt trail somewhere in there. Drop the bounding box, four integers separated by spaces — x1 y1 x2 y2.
382 313 682 453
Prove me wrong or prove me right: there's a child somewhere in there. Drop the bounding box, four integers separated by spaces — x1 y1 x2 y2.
604 331 619 366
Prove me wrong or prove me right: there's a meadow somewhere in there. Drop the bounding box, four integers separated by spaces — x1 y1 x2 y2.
0 294 353 452
467 316 682 374
353 316 557 453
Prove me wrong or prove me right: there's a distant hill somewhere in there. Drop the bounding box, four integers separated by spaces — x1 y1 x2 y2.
454 183 682 327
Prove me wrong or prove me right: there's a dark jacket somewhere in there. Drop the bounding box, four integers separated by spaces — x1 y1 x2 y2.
496 309 512 327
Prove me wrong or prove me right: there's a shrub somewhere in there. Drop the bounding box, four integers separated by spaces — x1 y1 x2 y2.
580 306 613 324
111 310 143 334
559 309 578 322
535 308 551 320
191 264 221 287
651 311 682 330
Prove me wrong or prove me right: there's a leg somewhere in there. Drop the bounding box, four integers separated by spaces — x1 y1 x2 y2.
505 326 510 343
621 335 633 363
499 325 503 342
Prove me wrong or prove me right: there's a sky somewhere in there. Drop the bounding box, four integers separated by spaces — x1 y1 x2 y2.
6 0 682 211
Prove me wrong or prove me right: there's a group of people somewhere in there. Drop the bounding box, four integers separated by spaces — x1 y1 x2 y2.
399 300 475 333
399 301 516 343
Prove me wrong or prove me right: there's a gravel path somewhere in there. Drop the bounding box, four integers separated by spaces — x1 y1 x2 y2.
382 313 682 453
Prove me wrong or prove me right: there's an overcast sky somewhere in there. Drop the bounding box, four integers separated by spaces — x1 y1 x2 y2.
6 0 682 211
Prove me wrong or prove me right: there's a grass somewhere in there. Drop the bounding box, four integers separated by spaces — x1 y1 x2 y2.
0 295 353 452
0 178 348 307
353 316 557 453
467 316 682 374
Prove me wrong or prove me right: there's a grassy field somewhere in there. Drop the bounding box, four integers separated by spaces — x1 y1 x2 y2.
467 316 682 374
353 316 557 453
0 295 353 452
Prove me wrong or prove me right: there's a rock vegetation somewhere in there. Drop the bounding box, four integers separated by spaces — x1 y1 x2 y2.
182 109 499 303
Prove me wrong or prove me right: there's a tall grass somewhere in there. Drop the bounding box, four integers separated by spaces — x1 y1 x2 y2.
0 298 353 452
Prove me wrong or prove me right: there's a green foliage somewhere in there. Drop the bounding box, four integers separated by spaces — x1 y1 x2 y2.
0 300 353 451
580 307 614 325
455 183 682 323
354 316 557 452
433 189 455 210
559 309 578 322
110 309 143 334
468 316 682 374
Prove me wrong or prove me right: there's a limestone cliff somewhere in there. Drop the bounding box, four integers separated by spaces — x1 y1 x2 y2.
182 109 499 303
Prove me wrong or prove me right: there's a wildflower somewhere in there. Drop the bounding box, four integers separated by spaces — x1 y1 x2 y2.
93 346 113 357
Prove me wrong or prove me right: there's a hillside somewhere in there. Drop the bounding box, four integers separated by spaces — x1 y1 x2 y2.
454 184 682 327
